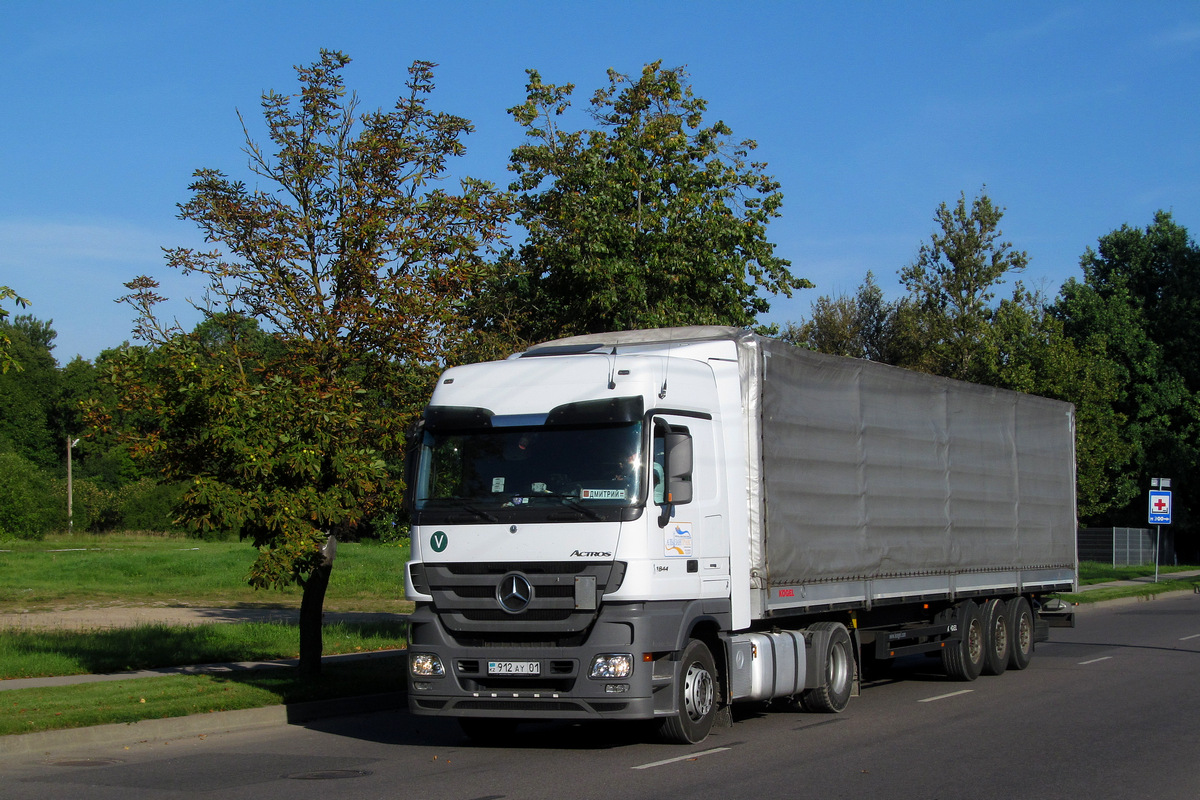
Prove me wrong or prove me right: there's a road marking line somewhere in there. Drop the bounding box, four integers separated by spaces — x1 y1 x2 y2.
918 689 974 703
633 747 731 770
1180 634 1200 641
1078 656 1113 665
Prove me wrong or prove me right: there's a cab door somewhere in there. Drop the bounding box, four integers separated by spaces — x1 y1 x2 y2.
650 415 728 600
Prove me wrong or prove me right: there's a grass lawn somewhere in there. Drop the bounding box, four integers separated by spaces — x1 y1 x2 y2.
1076 560 1197 584
0 533 411 736
1 656 403 737
0 620 408 679
1061 561 1200 603
0 533 411 613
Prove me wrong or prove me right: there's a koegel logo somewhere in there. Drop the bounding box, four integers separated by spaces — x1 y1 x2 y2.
778 588 795 597
570 550 612 558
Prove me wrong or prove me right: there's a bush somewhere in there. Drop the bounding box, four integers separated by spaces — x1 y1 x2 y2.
369 511 410 545
69 478 123 532
0 451 61 539
119 479 190 534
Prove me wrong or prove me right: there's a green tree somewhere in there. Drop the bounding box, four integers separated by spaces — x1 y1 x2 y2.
100 51 510 673
897 189 1029 382
59 349 145 492
1055 213 1200 543
0 286 30 374
784 272 903 361
0 451 61 540
0 316 61 471
471 62 808 348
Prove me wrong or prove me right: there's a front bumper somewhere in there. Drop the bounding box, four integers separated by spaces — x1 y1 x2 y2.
406 601 699 721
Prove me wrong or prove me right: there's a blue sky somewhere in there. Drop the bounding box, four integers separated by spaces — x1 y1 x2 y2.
3 1 1198 363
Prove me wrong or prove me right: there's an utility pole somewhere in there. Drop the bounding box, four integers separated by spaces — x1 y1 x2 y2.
67 436 80 533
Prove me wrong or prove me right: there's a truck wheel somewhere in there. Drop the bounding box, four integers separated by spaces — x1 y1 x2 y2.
981 598 1010 676
659 639 718 744
459 717 518 745
1007 596 1034 670
942 600 984 681
801 621 854 713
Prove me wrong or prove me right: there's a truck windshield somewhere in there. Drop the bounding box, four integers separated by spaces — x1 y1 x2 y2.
415 421 644 514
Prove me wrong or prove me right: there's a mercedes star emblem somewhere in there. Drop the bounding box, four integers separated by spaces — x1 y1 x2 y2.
496 572 533 614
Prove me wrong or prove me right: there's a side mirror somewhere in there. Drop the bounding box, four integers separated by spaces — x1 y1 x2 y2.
656 426 693 528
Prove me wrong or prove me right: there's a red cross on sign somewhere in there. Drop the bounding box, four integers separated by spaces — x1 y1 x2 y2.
1149 490 1172 524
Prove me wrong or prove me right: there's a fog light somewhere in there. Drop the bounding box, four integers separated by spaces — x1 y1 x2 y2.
605 683 630 693
410 653 445 677
589 653 633 679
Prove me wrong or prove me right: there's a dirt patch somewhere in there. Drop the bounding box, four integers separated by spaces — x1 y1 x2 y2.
0 606 406 631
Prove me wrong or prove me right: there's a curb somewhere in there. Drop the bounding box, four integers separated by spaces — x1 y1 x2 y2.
0 691 405 758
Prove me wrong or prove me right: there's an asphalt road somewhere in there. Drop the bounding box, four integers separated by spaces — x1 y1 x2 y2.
4 592 1199 799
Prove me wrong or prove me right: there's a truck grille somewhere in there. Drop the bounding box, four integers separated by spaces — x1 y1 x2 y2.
417 561 625 643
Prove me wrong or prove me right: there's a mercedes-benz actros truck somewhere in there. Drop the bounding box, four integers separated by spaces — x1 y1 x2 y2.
405 327 1077 744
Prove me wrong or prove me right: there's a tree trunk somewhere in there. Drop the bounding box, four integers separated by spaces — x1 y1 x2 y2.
298 534 337 676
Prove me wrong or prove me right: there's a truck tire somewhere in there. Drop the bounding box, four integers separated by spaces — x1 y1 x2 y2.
942 600 984 681
800 621 854 713
981 598 1010 676
659 639 718 744
1007 596 1034 670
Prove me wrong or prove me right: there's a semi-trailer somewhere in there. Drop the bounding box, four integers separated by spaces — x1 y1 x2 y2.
405 326 1077 743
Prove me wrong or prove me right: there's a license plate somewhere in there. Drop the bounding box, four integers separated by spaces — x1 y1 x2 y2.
488 660 540 676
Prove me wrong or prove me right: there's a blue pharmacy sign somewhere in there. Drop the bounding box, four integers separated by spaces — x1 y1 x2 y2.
1148 490 1172 525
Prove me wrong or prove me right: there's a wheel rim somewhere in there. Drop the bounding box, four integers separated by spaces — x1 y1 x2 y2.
1017 612 1032 653
683 661 714 722
828 641 850 693
993 617 1008 657
967 618 983 663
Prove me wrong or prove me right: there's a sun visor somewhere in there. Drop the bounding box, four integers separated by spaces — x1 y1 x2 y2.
546 396 644 426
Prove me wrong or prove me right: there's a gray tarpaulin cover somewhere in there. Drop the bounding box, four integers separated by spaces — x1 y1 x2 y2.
742 334 1077 587
528 326 1077 596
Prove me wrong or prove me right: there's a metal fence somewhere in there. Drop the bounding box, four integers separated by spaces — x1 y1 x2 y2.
1078 527 1175 566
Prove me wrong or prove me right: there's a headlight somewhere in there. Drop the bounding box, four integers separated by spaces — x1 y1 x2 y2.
410 653 445 677
589 653 633 679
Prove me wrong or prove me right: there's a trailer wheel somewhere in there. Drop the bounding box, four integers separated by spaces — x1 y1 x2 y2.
1007 596 1034 670
981 598 1010 676
801 621 854 713
942 600 984 681
659 639 718 744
